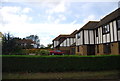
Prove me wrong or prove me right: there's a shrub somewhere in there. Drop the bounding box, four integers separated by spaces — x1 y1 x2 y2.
11 49 27 55
2 55 120 72
28 49 36 54
37 50 50 55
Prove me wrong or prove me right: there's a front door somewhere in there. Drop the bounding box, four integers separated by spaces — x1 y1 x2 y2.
87 45 95 55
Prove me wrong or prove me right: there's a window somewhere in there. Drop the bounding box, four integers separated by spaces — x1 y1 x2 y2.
103 24 110 34
96 29 98 37
97 45 99 53
117 18 120 29
103 43 111 54
77 46 80 52
56 50 61 52
103 26 107 34
77 33 80 39
106 24 110 32
118 42 120 53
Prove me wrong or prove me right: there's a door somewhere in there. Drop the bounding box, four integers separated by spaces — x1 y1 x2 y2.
87 45 95 55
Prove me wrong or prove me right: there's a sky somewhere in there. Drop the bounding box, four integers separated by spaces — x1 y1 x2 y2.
0 0 120 46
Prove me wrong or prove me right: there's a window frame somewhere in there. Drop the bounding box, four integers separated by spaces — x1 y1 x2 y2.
117 18 120 30
106 24 110 33
102 24 110 34
103 25 106 34
77 33 80 39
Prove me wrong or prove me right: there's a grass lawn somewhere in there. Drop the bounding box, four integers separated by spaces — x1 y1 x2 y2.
2 70 120 79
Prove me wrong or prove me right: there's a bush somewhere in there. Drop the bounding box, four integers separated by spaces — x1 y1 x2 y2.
11 49 27 55
36 50 50 55
2 55 120 72
21 49 50 55
28 49 36 54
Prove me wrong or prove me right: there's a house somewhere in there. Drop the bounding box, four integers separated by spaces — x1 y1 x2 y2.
53 34 70 50
17 38 36 49
60 30 78 55
53 30 78 55
95 8 120 55
75 21 99 55
75 8 120 55
52 8 120 56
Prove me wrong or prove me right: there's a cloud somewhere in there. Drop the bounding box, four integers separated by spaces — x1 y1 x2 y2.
49 1 66 13
22 8 32 13
34 1 70 24
70 20 78 24
1 1 118 46
46 14 67 24
2 6 21 13
47 15 55 23
1 23 81 46
1 5 75 46
45 0 70 14
2 0 120 2
0 6 32 24
54 14 66 24
58 14 66 21
83 15 98 23
74 14 80 19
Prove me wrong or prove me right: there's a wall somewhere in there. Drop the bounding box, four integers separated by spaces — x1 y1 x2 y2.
95 44 104 55
70 46 76 55
96 42 119 55
111 42 119 55
59 47 70 55
75 45 87 55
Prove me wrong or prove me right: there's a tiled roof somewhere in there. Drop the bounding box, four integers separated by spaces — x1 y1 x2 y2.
53 34 70 41
82 21 99 29
53 30 78 41
96 8 120 28
70 30 78 37
76 21 99 33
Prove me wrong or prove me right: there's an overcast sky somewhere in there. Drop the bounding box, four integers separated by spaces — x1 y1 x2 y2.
0 0 119 46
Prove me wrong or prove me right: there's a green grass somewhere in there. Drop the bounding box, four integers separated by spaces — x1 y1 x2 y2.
2 70 119 79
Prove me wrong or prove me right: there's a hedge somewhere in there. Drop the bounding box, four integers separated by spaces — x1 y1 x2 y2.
2 55 120 72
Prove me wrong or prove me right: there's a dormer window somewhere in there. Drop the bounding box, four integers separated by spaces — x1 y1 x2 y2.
103 24 110 34
106 24 110 32
117 18 120 29
77 33 80 39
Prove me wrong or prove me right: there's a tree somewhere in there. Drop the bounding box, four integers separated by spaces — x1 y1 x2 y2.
26 35 40 48
2 33 23 55
45 44 53 49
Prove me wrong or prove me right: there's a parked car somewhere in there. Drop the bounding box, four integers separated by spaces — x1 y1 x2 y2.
49 50 64 55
